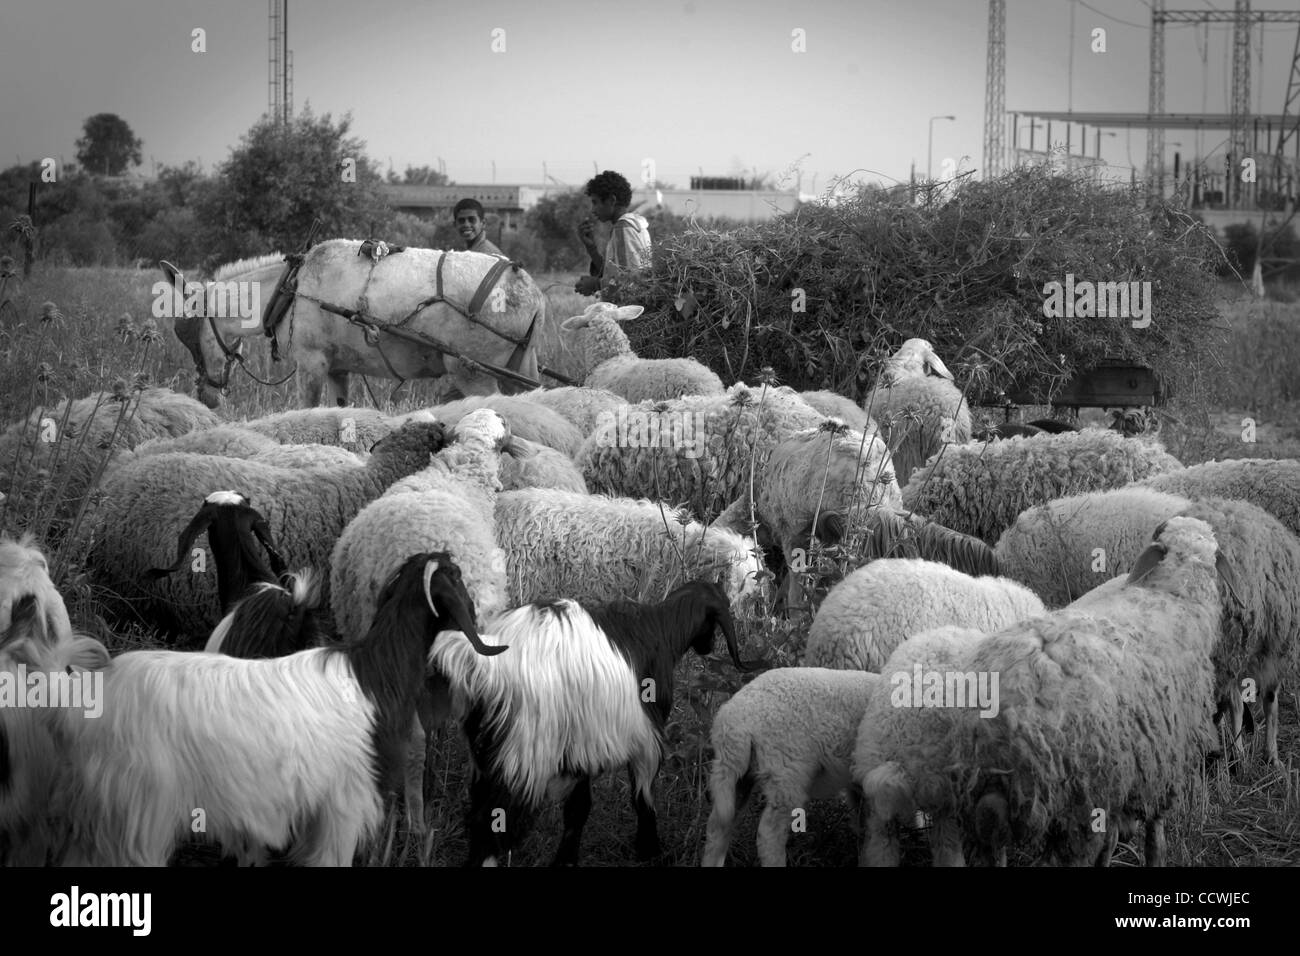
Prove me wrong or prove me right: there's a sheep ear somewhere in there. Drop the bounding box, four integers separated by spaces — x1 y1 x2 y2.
1126 543 1168 585
1215 552 1242 606
709 496 756 537
814 511 847 546
503 436 537 460
1 594 45 650
613 305 645 321
924 349 954 381
560 315 590 332
64 635 111 671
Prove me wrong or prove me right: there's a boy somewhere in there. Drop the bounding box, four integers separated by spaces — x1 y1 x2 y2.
575 170 651 297
454 198 505 257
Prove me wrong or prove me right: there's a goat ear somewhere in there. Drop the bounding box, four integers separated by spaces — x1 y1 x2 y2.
1215 551 1242 606
64 635 111 671
1126 543 1168 585
1 594 45 650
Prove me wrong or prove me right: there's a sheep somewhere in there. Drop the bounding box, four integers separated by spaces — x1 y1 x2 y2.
852 624 989 866
953 517 1233 866
499 438 587 494
49 552 502 867
902 429 1184 544
1137 457 1300 539
578 382 826 522
247 444 365 470
516 386 627 439
494 488 766 609
798 391 873 432
128 424 280 460
79 420 451 641
994 487 1300 765
863 339 972 487
973 422 1043 441
0 535 111 865
701 667 883 867
803 558 1045 672
239 406 396 453
425 394 584 457
430 579 751 866
558 302 725 403
0 387 220 528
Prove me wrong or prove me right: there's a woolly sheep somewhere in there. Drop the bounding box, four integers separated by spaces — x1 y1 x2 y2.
902 430 1184 544
0 387 219 526
495 488 765 608
954 518 1232 866
701 667 883 867
559 302 725 403
129 424 280 460
863 339 972 487
431 580 750 865
852 624 989 866
48 553 501 866
500 438 586 494
803 558 1045 671
1137 457 1300 538
79 420 450 640
798 391 872 432
516 386 627 439
239 406 395 453
994 487 1300 765
579 382 826 522
246 444 365 470
423 393 584 457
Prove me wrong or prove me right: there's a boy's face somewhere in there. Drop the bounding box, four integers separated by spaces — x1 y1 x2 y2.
589 194 619 223
456 211 485 243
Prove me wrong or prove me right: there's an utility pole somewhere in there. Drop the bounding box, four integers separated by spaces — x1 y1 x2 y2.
983 0 1006 179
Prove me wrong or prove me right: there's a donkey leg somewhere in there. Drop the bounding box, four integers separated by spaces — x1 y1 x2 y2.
325 370 350 407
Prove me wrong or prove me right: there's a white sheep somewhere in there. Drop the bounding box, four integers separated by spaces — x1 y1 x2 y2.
1137 457 1300 539
0 387 219 527
994 486 1300 765
701 667 883 867
798 390 872 431
425 393 584 457
559 302 725 403
47 553 502 866
499 438 586 494
951 517 1233 866
863 339 971 487
494 488 765 609
79 420 451 640
903 429 1184 544
578 382 826 522
516 385 627 439
238 406 396 453
803 558 1045 672
430 579 751 865
853 624 989 866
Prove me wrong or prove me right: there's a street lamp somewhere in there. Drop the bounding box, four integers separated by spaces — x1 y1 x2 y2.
928 115 956 180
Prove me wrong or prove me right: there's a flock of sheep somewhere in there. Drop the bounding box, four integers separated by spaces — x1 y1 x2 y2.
1 297 1297 867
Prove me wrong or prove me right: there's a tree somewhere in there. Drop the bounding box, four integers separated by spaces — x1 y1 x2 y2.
204 107 389 255
524 191 592 270
75 113 143 176
386 164 451 186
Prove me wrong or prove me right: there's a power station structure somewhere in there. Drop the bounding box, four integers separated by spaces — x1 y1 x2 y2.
268 0 293 125
982 0 1300 213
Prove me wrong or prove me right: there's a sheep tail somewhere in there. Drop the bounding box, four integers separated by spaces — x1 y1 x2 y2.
701 725 753 867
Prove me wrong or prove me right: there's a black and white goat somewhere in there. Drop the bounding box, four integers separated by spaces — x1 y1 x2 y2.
431 579 752 866
52 552 505 866
149 490 319 658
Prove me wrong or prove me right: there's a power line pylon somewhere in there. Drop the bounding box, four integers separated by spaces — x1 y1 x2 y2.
983 0 1007 179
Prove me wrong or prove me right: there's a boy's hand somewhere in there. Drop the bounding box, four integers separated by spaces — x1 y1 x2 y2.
577 218 597 250
574 276 601 295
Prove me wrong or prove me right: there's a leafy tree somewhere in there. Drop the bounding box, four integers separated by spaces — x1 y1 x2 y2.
75 113 143 176
386 164 451 186
524 190 592 270
204 108 390 256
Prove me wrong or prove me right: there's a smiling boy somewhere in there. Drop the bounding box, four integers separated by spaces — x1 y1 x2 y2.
455 198 505 257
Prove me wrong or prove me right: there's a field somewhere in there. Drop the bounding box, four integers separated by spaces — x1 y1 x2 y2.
2 265 1299 867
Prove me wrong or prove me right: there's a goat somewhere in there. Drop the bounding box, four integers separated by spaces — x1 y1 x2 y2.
431 579 752 866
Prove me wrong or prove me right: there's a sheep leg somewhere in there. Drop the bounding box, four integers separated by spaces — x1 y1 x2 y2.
701 770 755 867
551 775 593 867
1144 815 1167 867
861 811 902 867
756 800 793 867
325 369 350 408
1094 825 1120 867
628 764 662 863
929 815 966 867
1264 681 1281 766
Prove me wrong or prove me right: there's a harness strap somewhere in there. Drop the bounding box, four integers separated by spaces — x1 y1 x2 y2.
466 257 515 319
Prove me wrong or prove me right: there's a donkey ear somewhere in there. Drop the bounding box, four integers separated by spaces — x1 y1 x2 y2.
1126 543 1168 586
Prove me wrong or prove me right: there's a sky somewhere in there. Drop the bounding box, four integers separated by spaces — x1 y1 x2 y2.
4 0 1300 193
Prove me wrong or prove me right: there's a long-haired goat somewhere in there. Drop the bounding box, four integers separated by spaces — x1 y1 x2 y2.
431 579 753 866
0 536 108 865
148 490 320 658
50 552 504 866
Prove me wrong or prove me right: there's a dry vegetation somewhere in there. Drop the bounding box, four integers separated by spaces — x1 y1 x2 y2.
2 262 1299 867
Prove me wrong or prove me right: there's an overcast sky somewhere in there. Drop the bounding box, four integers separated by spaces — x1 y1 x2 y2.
4 0 1300 192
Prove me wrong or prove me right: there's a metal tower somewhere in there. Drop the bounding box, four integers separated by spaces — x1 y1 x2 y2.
268 0 291 124
983 0 1006 178
1146 0 1166 199
1231 0 1253 202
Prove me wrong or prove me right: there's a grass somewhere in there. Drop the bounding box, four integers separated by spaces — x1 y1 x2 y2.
3 264 1300 867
